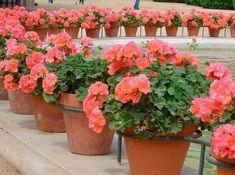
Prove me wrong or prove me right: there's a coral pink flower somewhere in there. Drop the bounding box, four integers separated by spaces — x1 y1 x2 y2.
6 39 27 56
26 52 45 69
24 31 42 46
45 48 65 63
190 97 224 122
30 63 49 81
115 74 151 104
3 74 18 91
135 57 151 70
18 75 37 94
211 124 235 160
205 63 231 80
42 73 57 94
80 37 93 47
86 108 106 133
4 59 19 73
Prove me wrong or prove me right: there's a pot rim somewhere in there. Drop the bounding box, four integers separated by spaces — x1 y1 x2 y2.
207 153 235 169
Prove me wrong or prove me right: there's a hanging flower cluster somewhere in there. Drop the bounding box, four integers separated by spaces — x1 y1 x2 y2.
182 9 203 27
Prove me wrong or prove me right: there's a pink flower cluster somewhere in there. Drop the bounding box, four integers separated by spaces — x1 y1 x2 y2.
83 82 109 133
211 124 235 160
79 37 94 58
103 8 121 29
141 10 165 27
6 39 27 57
203 12 228 29
164 8 182 27
190 63 235 122
120 7 141 26
182 9 203 27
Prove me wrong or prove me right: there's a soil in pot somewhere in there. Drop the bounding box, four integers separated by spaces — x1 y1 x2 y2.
124 125 197 175
8 90 33 115
187 26 200 37
30 95 65 133
124 25 138 37
105 23 119 37
0 78 8 100
144 24 158 37
59 93 114 155
85 27 100 38
230 24 235 37
208 28 221 37
64 25 80 39
165 26 178 36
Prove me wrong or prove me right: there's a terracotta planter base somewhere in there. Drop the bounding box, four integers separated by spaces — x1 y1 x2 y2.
209 28 221 37
85 28 100 38
30 95 65 133
166 26 178 36
144 24 158 36
48 27 63 36
124 26 138 37
8 91 33 115
124 125 197 175
33 28 48 41
230 24 235 37
59 93 114 155
105 24 119 37
187 26 200 36
0 79 8 100
64 27 80 39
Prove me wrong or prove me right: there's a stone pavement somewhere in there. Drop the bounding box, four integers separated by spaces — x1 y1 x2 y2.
0 155 22 175
0 101 197 175
36 0 233 14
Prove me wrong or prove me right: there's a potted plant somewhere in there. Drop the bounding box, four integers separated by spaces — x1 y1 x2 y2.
228 12 235 37
23 8 50 41
47 37 114 155
103 8 121 37
80 5 105 38
203 12 228 37
120 7 142 37
164 9 182 36
84 39 210 174
141 10 165 36
182 9 203 36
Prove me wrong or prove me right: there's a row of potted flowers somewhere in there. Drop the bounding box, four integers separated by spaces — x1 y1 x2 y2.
1 6 235 39
0 18 235 174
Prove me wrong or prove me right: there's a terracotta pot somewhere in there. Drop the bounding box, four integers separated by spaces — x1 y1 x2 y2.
212 152 235 175
8 90 33 115
0 78 8 100
85 27 100 38
64 24 80 39
187 26 200 36
165 26 178 36
105 23 119 37
29 95 65 133
230 24 235 37
33 26 48 41
124 125 197 175
144 23 158 36
124 25 138 37
59 93 114 155
48 26 63 36
208 28 221 37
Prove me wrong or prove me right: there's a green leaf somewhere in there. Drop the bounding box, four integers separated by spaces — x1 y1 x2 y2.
167 87 175 95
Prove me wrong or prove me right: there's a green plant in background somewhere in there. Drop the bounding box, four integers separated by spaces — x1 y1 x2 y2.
185 0 234 10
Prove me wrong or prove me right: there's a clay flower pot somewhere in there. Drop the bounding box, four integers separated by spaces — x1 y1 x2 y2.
85 27 100 38
59 93 114 155
105 23 119 37
144 23 158 37
0 78 8 100
187 26 200 37
64 24 80 39
165 26 178 36
211 153 235 175
124 125 197 175
124 25 138 37
208 28 221 37
230 23 235 37
8 90 33 115
48 26 63 36
33 26 48 41
29 95 65 133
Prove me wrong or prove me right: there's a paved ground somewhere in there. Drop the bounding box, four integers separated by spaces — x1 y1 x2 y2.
36 0 233 14
0 154 22 175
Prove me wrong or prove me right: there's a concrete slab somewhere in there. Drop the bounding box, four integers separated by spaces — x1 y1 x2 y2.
0 101 197 175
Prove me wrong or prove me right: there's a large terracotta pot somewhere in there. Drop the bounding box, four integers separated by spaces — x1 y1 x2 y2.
85 27 100 38
211 152 235 175
8 90 33 115
64 24 80 39
59 93 114 155
48 26 63 36
33 26 48 41
0 78 8 100
29 95 65 133
165 26 178 36
208 28 221 37
124 125 197 175
105 23 119 37
187 26 200 36
124 25 138 37
230 23 235 37
144 23 158 37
